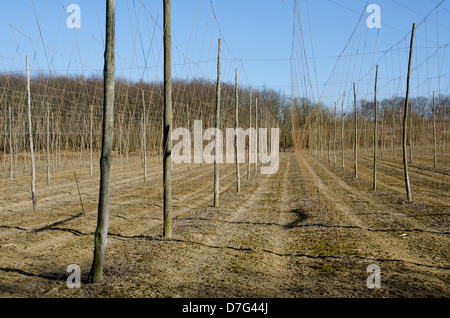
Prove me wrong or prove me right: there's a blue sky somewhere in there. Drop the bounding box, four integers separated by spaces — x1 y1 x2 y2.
0 0 448 108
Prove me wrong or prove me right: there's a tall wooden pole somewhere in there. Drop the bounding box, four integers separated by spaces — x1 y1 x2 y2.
163 0 173 237
254 97 258 173
90 0 115 283
118 113 122 171
341 96 345 171
26 55 36 210
214 38 221 207
433 91 437 167
235 68 240 192
353 82 358 179
187 104 190 171
247 87 252 181
327 121 330 162
443 107 448 155
373 65 378 191
333 102 337 166
90 104 93 177
142 91 147 182
364 104 367 154
47 102 50 185
9 104 13 180
392 105 396 161
381 107 384 159
403 23 415 202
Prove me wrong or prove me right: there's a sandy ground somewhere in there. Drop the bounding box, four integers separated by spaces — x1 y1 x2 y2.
0 151 449 298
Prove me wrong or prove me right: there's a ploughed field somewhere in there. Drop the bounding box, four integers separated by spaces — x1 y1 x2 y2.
0 151 449 297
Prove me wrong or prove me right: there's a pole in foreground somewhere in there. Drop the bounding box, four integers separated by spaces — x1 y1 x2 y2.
163 0 173 237
403 23 415 202
433 91 437 168
353 82 357 179
90 0 116 283
373 65 378 191
247 87 252 181
214 39 221 207
341 96 345 172
254 98 258 173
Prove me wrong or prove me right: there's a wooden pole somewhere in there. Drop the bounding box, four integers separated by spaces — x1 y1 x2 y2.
90 0 116 283
142 91 147 182
426 113 429 152
2 112 5 173
364 103 367 154
341 96 345 171
200 110 204 167
380 106 386 159
47 102 50 185
392 105 396 161
247 87 252 181
235 68 240 192
373 65 378 191
381 107 384 159
353 82 357 178
163 0 173 237
254 97 258 173
159 115 163 165
403 23 415 202
26 55 36 210
187 104 190 171
214 39 221 207
433 91 437 167
443 106 447 155
52 112 55 175
90 104 93 177
9 104 13 180
333 102 337 166
118 112 123 171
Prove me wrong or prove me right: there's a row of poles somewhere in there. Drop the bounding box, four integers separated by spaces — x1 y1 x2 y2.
18 0 417 282
87 0 269 283
338 24 417 201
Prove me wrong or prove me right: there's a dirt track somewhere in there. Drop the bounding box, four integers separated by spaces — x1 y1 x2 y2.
0 152 449 297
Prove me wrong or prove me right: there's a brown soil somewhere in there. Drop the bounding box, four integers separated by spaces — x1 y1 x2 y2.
0 151 449 298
